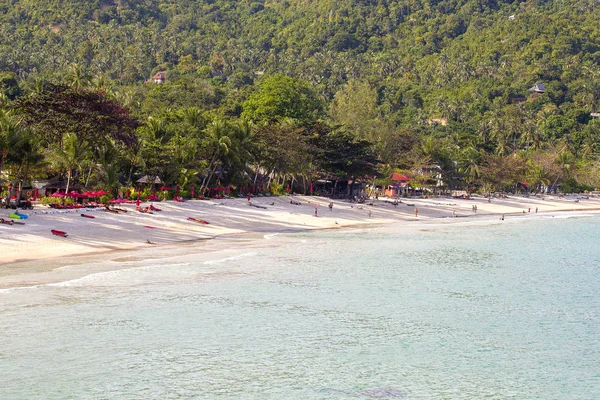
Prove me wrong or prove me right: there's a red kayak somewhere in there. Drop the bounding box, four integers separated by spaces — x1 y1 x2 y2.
150 205 162 211
81 214 95 219
188 217 209 224
51 229 68 237
143 225 156 229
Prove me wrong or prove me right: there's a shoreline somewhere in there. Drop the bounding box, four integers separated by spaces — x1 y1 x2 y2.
1 194 599 289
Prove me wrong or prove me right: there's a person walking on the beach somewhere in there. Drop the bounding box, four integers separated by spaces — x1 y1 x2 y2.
536 207 538 213
414 208 418 217
247 192 251 202
314 206 318 217
452 210 456 218
329 202 333 211
501 214 505 221
528 207 531 213
368 210 372 218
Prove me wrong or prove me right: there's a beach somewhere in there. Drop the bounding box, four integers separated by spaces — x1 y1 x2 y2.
1 193 599 288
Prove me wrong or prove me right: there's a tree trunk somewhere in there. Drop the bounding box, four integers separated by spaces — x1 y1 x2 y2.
127 162 134 186
200 153 218 194
85 165 93 188
65 171 71 195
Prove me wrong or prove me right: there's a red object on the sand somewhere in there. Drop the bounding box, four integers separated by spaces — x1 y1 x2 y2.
51 229 68 237
143 225 155 229
150 205 161 211
187 217 209 224
80 214 95 219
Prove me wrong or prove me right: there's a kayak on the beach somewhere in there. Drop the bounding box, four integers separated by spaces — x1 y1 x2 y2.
187 217 209 224
51 229 68 237
9 212 28 220
81 214 95 219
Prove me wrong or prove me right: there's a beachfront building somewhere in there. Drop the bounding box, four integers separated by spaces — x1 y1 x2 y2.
385 173 411 198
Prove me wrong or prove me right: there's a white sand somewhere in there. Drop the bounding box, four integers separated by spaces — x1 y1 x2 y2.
1 193 599 284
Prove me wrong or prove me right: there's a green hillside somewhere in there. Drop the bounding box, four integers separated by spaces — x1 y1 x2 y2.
2 0 600 196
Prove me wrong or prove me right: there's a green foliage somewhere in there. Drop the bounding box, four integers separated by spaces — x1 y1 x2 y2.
0 72 21 99
242 75 324 122
2 0 600 193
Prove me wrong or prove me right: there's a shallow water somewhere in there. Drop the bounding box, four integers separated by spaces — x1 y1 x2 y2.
1 216 599 399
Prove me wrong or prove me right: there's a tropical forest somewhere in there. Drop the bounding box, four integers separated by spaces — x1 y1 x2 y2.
2 0 600 200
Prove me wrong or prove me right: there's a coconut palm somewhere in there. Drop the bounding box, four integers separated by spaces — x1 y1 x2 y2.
199 119 232 191
48 132 90 194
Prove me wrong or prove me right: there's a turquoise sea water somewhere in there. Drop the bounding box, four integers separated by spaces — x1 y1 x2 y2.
1 215 599 399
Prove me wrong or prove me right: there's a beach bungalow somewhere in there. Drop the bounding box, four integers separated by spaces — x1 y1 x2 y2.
385 173 411 198
136 175 163 184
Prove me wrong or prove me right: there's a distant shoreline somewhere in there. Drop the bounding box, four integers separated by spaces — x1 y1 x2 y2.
1 194 599 289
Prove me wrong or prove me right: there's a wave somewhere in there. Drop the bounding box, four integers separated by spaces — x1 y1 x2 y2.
202 252 258 265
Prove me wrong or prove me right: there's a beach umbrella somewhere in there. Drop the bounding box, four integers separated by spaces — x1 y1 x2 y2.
51 192 66 197
82 191 94 197
137 188 141 199
147 194 159 201
68 191 82 198
160 186 171 191
93 190 108 196
191 188 195 197
108 199 120 203
213 186 225 191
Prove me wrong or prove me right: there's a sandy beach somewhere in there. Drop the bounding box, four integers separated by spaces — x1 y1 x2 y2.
1 193 599 288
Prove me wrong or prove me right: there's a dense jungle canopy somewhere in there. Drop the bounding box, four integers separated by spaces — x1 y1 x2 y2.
2 0 600 196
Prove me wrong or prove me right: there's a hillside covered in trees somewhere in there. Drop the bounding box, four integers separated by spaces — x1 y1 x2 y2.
2 0 600 198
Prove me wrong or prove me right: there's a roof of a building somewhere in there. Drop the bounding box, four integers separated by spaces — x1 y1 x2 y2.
528 83 546 93
152 71 167 79
390 173 411 182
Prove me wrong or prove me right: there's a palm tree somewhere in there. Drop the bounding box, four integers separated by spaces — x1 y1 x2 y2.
0 109 23 180
48 132 89 194
458 146 482 187
526 164 551 193
66 64 89 89
9 132 46 200
550 151 575 191
199 119 232 192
